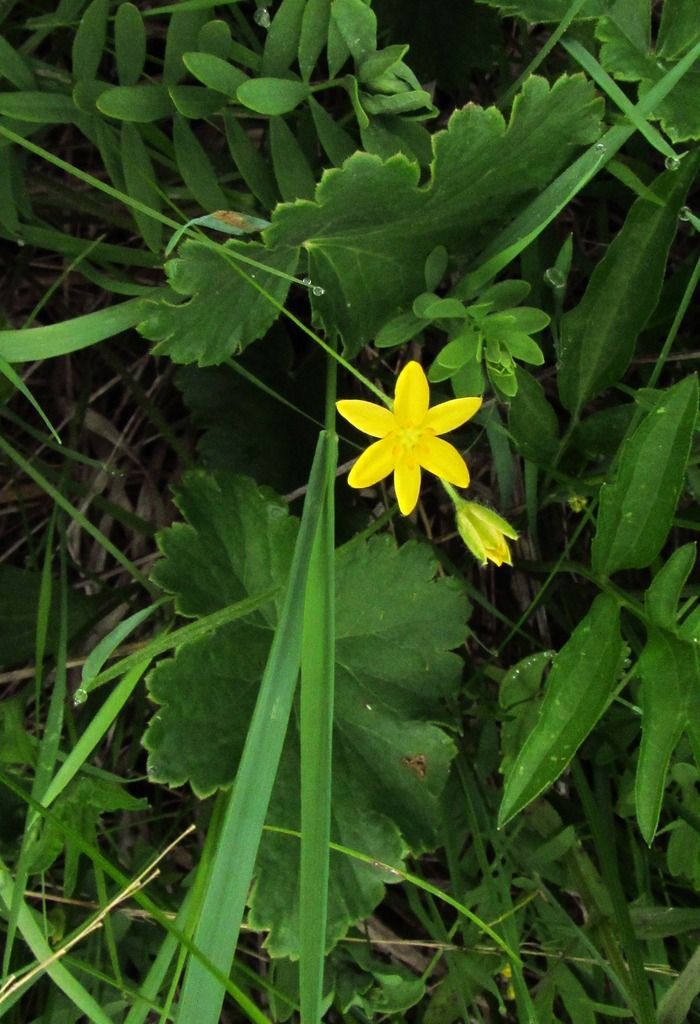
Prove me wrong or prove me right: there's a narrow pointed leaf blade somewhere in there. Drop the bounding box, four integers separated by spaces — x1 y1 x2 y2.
499 594 624 827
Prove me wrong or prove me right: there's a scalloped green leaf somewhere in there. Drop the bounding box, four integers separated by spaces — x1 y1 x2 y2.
597 4 700 142
266 75 601 355
137 239 299 365
144 472 468 954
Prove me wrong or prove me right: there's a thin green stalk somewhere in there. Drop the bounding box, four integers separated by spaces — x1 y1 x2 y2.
299 356 338 1023
497 0 591 110
175 432 331 1024
82 588 279 693
572 761 657 1024
4 525 68 976
0 770 271 1024
265 825 521 965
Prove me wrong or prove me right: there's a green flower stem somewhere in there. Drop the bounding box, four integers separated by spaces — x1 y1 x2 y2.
219 247 392 406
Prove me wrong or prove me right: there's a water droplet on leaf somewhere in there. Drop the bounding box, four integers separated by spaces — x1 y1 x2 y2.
678 206 691 222
593 141 606 154
253 6 271 27
73 688 87 706
301 277 312 287
311 285 325 296
544 267 565 289
665 155 681 171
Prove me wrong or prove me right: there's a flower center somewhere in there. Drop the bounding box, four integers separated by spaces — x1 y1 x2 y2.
395 425 427 451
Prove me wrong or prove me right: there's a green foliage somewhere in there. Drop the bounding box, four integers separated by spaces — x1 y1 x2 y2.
138 241 299 364
499 595 626 826
592 376 698 576
1 0 699 1020
266 74 601 354
145 471 467 954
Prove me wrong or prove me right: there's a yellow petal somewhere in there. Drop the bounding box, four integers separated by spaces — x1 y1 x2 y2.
393 361 429 427
336 399 395 438
423 396 482 435
347 436 397 489
394 457 421 515
417 436 469 487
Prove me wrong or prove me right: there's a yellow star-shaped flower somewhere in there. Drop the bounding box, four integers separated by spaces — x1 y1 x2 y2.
336 361 482 516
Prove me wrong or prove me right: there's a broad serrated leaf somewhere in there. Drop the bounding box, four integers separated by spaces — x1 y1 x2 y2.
266 75 601 355
645 543 696 631
635 629 700 843
597 6 700 142
558 155 698 413
499 594 625 826
591 376 698 577
144 472 467 954
138 239 299 365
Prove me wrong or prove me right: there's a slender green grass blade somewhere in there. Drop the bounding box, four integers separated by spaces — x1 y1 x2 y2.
563 39 679 161
464 38 700 294
0 432 155 594
4 532 69 980
265 825 520 964
0 296 152 362
42 662 148 810
80 599 167 686
0 354 61 442
0 858 117 1024
175 431 330 1024
82 588 280 693
299 434 337 1023
0 771 272 1024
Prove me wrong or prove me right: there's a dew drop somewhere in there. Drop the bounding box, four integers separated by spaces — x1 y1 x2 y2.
679 206 692 222
301 277 312 287
544 267 565 289
665 155 681 171
16 238 25 247
593 141 606 154
365 703 373 711
253 6 271 28
73 688 88 706
311 285 325 296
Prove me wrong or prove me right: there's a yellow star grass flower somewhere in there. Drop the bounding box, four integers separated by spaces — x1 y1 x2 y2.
336 361 482 516
455 499 518 567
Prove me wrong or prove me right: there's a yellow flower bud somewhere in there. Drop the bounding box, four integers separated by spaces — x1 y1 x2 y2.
455 499 518 567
